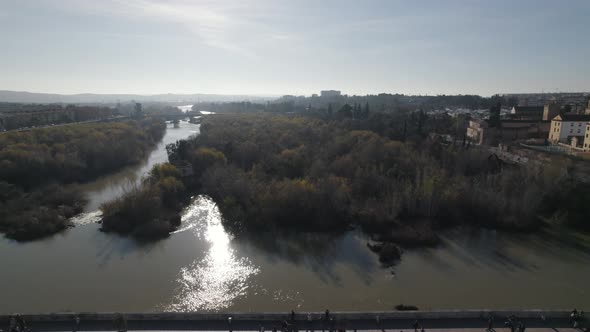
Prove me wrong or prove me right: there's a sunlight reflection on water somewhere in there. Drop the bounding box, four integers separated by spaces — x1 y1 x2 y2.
165 196 259 311
69 210 103 226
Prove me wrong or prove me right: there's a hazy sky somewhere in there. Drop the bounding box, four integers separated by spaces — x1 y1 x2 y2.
1 0 589 96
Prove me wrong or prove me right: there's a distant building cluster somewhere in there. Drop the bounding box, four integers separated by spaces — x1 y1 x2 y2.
0 103 115 131
504 92 589 112
547 99 590 151
467 97 590 152
320 90 341 97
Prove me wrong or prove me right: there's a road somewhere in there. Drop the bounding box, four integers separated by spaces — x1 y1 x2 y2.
0 116 129 134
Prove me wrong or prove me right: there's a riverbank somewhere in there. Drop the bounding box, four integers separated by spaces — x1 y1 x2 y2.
0 118 166 241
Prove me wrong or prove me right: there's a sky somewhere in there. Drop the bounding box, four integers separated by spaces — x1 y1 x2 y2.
1 0 589 97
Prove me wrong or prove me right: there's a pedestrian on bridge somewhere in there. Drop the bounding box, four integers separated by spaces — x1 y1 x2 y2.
487 315 494 331
281 319 292 332
73 316 80 332
8 315 16 332
15 315 26 332
571 309 578 327
114 314 127 332
505 315 517 332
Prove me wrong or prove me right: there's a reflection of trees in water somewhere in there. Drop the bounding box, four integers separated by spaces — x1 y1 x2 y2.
419 226 590 274
93 227 170 267
518 226 590 263
234 229 380 286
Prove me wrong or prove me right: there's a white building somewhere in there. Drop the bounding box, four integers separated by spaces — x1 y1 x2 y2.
584 123 590 151
320 90 341 97
548 114 590 145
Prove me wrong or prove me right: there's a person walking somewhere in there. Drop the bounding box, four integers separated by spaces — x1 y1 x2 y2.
114 314 127 332
8 316 17 332
504 318 514 332
323 310 330 332
73 316 81 332
15 315 26 332
571 309 580 328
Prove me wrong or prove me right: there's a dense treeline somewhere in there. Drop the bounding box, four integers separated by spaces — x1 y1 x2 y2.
273 93 517 113
0 119 166 240
191 94 517 115
100 163 186 239
0 119 165 188
166 112 587 261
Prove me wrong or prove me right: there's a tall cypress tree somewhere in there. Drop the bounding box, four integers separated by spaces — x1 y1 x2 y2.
489 102 501 128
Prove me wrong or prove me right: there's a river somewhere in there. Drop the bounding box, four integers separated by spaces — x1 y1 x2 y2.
1 120 589 313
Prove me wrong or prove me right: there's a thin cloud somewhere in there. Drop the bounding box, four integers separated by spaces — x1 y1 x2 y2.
48 0 293 57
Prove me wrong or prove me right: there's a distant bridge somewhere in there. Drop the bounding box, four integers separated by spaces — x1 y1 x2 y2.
0 310 583 331
160 111 203 121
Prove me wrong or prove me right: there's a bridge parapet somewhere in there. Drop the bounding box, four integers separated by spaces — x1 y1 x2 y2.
0 310 575 322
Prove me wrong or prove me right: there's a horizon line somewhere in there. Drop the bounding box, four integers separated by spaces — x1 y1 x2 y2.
1 89 589 100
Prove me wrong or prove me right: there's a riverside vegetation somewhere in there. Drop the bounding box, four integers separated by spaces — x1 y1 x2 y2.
0 118 166 240
98 109 590 264
100 163 187 239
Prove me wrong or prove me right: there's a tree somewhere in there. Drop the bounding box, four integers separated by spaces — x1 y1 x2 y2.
191 147 227 176
417 110 427 135
488 97 502 128
134 103 144 118
402 120 407 142
363 102 370 119
337 104 353 118
353 103 362 119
